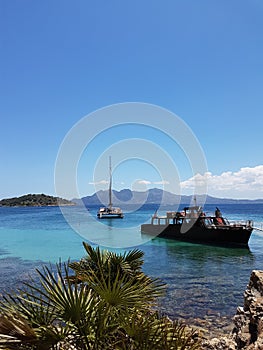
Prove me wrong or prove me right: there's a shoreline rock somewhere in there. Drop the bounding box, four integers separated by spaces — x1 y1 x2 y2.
202 270 263 349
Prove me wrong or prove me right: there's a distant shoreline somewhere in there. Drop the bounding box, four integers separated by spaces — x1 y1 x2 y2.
0 204 76 208
0 194 76 207
1 190 263 207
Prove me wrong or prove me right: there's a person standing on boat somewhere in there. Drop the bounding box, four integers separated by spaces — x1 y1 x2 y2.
215 207 222 218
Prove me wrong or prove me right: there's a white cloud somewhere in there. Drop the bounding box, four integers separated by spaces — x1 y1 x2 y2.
181 165 263 199
136 180 170 185
153 180 170 185
135 180 151 185
89 180 109 185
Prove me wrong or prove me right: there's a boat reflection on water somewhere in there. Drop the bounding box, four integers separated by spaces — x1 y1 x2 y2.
143 235 254 260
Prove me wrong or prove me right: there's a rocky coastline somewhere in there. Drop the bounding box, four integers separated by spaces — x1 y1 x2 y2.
201 270 263 349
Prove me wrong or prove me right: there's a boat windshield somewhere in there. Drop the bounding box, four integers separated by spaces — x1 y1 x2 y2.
184 206 203 218
203 218 213 226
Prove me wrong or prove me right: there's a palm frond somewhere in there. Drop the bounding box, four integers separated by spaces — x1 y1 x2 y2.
84 267 165 311
0 313 36 341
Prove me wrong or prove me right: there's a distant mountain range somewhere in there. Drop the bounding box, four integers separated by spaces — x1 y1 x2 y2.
74 188 263 206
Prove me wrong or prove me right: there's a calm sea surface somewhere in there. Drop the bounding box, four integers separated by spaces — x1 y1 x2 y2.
1 203 263 331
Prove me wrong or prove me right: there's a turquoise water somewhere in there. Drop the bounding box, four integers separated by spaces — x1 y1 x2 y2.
0 204 263 327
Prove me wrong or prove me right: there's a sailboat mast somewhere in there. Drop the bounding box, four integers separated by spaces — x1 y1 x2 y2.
108 156 113 209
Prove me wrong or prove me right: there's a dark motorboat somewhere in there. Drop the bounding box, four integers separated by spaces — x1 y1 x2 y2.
97 156 124 219
141 206 253 247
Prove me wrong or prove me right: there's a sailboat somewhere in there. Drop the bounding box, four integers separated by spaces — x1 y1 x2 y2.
97 157 124 219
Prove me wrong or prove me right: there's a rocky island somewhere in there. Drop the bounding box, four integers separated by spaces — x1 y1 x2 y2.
0 194 75 207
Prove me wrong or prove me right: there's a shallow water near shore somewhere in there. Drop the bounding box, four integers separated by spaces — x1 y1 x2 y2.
0 203 263 335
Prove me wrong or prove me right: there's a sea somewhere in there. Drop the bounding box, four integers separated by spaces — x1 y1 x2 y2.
1 203 263 334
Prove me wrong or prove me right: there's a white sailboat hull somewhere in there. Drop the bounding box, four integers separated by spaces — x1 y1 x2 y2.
97 207 124 219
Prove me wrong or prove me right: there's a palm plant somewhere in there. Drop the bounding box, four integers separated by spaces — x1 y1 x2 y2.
0 243 201 349
68 242 146 284
68 243 165 309
116 311 200 350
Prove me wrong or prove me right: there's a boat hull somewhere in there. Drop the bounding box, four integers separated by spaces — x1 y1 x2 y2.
97 213 124 219
141 223 253 247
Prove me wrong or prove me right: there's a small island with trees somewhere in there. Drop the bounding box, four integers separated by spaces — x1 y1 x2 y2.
0 193 75 207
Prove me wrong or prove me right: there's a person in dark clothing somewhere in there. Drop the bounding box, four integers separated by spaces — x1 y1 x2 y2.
215 207 222 218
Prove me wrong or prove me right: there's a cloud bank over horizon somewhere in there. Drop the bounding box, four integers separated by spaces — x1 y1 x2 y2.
181 165 263 199
88 165 263 200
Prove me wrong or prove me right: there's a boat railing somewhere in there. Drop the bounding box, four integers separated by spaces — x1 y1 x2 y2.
150 211 254 228
151 215 170 225
151 211 180 225
201 217 253 229
228 220 253 228
151 211 198 225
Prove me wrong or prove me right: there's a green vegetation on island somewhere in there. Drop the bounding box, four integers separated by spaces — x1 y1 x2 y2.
0 193 75 207
0 243 200 349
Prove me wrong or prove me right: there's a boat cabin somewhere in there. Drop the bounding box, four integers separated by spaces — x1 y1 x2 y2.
151 206 230 228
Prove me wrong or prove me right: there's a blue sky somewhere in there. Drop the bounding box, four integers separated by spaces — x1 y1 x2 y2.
1 0 263 199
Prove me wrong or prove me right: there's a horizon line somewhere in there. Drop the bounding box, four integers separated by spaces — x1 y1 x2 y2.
1 190 263 202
